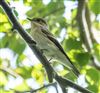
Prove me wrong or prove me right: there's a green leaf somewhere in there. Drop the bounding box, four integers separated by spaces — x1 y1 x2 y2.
15 66 32 79
0 12 11 32
0 71 8 86
87 85 98 93
0 33 26 54
16 54 26 66
0 13 8 22
0 22 11 32
0 33 8 48
42 1 64 17
89 0 100 14
13 8 19 17
9 37 26 55
86 68 100 85
31 64 44 85
0 89 14 93
63 37 82 51
74 52 91 66
64 71 77 81
26 0 44 17
14 80 29 91
93 43 100 61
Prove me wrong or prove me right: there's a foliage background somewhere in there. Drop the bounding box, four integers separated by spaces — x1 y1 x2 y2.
0 0 100 93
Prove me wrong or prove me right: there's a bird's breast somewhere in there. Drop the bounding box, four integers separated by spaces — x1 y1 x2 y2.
31 28 53 49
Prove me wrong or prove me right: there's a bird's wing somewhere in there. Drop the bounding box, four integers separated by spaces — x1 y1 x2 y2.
41 28 80 76
41 28 72 62
41 27 54 37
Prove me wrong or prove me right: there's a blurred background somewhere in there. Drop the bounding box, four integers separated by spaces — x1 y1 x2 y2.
0 0 100 93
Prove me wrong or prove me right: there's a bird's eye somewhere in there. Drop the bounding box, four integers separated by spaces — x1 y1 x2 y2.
37 19 41 22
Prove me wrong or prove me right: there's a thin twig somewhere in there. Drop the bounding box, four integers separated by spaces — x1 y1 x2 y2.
0 68 19 77
10 82 57 93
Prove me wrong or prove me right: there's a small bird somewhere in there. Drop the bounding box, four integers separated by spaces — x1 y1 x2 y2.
28 18 80 77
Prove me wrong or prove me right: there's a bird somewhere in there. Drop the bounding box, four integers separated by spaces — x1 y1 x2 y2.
28 17 80 77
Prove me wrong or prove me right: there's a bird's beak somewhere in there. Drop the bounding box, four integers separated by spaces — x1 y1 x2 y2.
27 17 32 21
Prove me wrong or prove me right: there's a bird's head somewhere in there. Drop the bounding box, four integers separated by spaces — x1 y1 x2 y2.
27 17 47 28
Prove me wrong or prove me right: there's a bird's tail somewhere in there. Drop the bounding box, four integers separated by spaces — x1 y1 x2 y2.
64 54 80 77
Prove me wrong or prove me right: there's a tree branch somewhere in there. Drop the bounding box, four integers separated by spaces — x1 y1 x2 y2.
0 0 53 83
77 0 91 52
85 3 100 70
77 0 100 70
0 0 93 93
55 74 93 93
85 4 97 44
